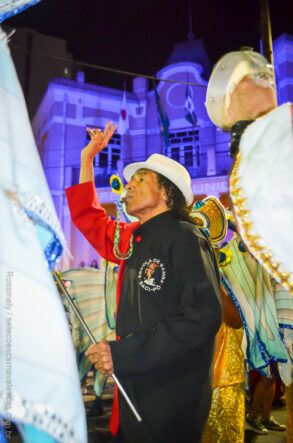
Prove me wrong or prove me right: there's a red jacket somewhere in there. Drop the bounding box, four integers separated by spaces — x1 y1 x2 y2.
65 181 140 434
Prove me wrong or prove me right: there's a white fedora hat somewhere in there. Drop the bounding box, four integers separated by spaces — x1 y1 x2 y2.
123 153 194 206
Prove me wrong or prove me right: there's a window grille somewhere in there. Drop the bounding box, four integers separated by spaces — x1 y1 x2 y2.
164 129 200 172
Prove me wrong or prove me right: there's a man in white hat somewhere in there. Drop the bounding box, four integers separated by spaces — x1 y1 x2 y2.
65 123 222 443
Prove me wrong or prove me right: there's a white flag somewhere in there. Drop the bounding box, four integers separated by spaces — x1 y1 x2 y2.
0 28 86 443
117 89 129 135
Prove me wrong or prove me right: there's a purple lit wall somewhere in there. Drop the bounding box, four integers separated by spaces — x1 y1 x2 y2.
32 34 293 269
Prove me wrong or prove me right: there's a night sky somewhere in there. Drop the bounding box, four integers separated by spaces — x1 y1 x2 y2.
5 0 293 89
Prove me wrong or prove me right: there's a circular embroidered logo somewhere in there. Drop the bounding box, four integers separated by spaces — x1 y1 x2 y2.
138 258 166 292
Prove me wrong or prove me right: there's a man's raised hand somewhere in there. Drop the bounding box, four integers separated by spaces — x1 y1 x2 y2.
84 121 117 160
79 122 117 183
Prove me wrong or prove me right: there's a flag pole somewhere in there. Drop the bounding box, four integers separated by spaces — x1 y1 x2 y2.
53 270 142 423
259 0 277 93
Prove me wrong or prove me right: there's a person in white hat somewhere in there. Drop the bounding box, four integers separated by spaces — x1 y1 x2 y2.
205 51 293 294
65 122 222 443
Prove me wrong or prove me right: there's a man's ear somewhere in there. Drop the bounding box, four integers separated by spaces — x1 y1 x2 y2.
161 191 168 203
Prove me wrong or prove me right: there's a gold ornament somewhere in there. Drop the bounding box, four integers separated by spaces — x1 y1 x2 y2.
229 152 293 295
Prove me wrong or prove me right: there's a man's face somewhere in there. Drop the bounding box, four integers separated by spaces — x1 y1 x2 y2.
125 169 166 219
225 75 277 128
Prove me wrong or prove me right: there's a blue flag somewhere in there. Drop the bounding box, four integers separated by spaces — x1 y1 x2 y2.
185 86 197 127
154 85 170 147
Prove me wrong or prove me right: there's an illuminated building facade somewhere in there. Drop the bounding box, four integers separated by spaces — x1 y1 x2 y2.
32 34 293 268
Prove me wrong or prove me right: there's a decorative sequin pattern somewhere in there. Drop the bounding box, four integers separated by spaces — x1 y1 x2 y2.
230 152 293 294
201 383 245 443
0 0 40 23
213 323 245 388
19 190 66 248
5 188 67 268
0 391 82 443
201 323 245 443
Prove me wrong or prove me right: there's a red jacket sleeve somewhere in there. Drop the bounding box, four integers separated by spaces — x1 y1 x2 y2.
65 181 139 264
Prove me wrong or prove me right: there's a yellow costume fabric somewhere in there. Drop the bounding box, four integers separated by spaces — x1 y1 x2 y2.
202 323 245 443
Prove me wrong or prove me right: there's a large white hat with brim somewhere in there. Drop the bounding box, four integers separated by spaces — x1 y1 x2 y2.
123 153 194 206
205 50 274 129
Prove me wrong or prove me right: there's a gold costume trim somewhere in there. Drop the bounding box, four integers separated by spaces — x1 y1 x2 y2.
201 324 245 443
230 152 293 295
201 383 245 443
